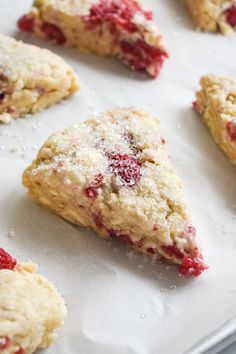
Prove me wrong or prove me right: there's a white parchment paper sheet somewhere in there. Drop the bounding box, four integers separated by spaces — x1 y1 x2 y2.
0 0 236 353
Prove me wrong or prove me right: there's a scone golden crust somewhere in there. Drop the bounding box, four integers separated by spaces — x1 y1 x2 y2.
0 34 78 124
18 0 168 78
185 0 236 34
194 74 236 166
0 248 66 354
23 108 207 276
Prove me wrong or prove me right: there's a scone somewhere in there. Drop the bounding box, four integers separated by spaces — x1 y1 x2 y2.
185 0 236 34
0 34 78 124
0 248 66 354
194 74 236 166
18 0 168 78
23 108 207 276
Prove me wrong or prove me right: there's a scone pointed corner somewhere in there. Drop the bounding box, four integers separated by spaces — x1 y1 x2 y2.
22 107 207 277
179 253 208 277
17 0 168 78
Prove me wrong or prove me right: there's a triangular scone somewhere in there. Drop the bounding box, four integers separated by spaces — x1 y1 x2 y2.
23 108 207 276
185 0 236 35
0 248 66 354
0 34 78 124
194 74 236 166
18 0 168 78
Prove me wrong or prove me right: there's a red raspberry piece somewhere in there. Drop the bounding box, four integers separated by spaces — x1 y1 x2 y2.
41 22 66 44
110 230 134 245
84 173 104 198
0 92 5 103
120 40 168 77
179 255 208 276
15 348 25 354
84 0 152 33
225 5 236 27
93 212 103 228
192 100 197 110
17 15 34 32
119 234 134 245
0 248 17 270
109 153 141 186
226 121 236 141
161 137 165 145
0 336 10 350
0 73 9 103
161 245 183 259
152 224 158 231
184 225 196 237
146 247 155 255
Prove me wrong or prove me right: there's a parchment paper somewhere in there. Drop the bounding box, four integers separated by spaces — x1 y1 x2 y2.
1 0 236 353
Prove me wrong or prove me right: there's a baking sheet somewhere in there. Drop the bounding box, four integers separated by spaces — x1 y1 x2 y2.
1 0 236 353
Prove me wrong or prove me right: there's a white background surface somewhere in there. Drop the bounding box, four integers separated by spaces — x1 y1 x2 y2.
1 0 236 353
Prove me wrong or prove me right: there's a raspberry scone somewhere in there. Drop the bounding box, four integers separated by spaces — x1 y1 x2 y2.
17 0 168 78
185 0 236 34
0 34 78 124
194 75 236 166
23 108 207 276
0 248 66 354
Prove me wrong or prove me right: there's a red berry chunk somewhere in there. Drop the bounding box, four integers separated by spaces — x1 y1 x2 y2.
41 22 66 44
93 212 103 228
225 5 236 27
161 137 165 145
152 224 158 231
0 92 5 103
84 173 103 198
146 247 155 255
15 348 25 354
161 245 183 259
0 73 9 103
184 225 196 237
17 15 34 32
192 100 197 110
120 40 168 77
0 336 10 350
84 0 153 33
109 153 141 186
119 234 134 245
0 248 17 270
179 255 208 276
226 121 236 141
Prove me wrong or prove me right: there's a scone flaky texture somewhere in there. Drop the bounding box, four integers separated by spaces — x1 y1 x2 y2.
185 0 236 34
0 261 66 354
0 34 78 124
23 108 206 276
18 0 168 77
194 74 236 166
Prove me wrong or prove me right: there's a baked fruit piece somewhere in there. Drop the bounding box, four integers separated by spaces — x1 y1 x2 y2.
0 248 66 354
194 74 236 166
17 0 168 78
23 108 207 276
185 0 236 34
0 34 78 124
